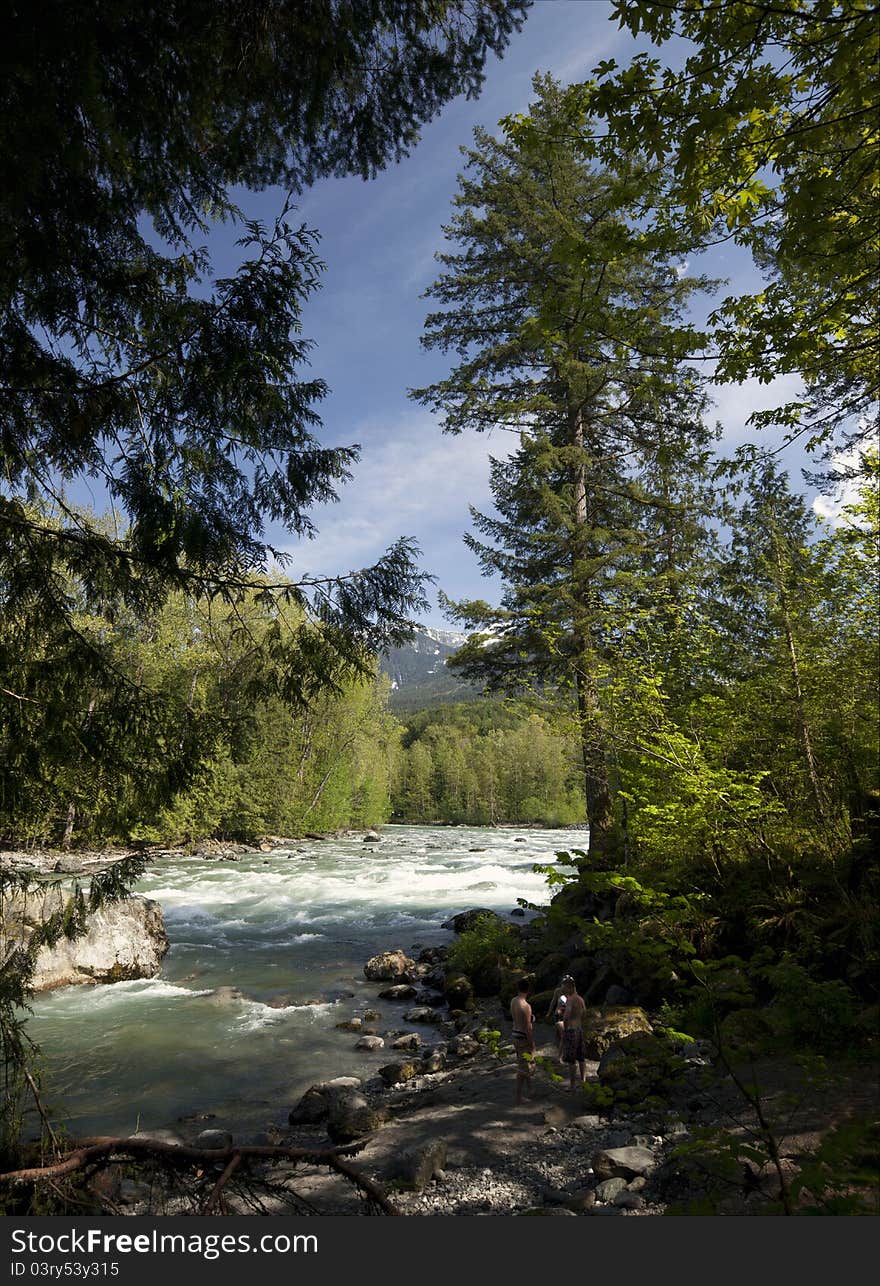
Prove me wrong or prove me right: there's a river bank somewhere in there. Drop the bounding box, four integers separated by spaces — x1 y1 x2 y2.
5 827 875 1215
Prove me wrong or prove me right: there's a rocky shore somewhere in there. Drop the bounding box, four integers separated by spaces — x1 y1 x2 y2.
4 844 873 1216
94 940 867 1218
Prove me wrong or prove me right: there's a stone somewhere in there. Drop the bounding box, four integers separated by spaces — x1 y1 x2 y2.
592 1146 657 1181
364 950 416 982
403 1006 443 1024
288 1086 329 1126
326 1091 388 1143
422 1049 446 1073
572 1115 603 1130
595 1178 628 1202
377 984 417 1001
363 830 381 842
614 1191 645 1210
361 1008 381 1021
391 1032 422 1051
335 1019 362 1031
448 1034 480 1058
583 1007 653 1059
354 1035 384 1050
384 1140 447 1192
5 889 169 991
443 972 475 1010
378 1059 421 1086
195 1129 233 1151
440 909 503 934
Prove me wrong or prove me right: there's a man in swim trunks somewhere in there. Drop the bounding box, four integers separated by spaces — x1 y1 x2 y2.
559 974 587 1090
510 977 535 1105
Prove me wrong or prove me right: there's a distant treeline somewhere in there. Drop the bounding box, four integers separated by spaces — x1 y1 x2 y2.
389 699 585 826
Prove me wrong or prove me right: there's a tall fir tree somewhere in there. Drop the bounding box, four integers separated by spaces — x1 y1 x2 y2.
411 75 715 855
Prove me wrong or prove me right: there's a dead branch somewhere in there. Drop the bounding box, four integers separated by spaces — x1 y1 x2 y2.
202 1152 242 1215
1 1133 401 1216
0 1136 366 1185
326 1155 401 1216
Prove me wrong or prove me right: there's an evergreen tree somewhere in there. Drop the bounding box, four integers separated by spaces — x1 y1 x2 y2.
411 75 715 853
0 1 528 820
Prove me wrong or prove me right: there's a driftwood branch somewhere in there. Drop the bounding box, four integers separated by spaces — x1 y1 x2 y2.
0 1134 401 1216
202 1152 242 1215
326 1154 401 1216
0 1136 365 1185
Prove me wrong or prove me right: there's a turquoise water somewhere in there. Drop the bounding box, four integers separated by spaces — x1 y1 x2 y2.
27 825 584 1139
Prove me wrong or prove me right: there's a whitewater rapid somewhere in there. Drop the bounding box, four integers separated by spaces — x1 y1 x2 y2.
27 825 587 1138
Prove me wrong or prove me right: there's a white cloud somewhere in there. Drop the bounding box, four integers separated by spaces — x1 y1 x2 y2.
812 441 874 526
707 372 806 447
279 411 516 580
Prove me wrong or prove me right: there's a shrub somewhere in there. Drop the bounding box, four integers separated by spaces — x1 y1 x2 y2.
445 914 524 980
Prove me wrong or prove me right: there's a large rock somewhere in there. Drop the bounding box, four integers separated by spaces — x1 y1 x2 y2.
592 1146 657 1181
384 1140 447 1192
5 888 168 991
442 972 475 1010
364 950 416 982
441 909 504 934
326 1091 388 1143
582 1006 653 1059
287 1076 363 1127
377 984 417 1001
378 1059 422 1086
597 1031 687 1104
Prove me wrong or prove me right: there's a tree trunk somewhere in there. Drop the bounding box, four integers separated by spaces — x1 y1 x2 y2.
770 525 827 822
571 404 614 855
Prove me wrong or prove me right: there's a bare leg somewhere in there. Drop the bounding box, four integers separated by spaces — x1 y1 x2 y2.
578 1059 586 1086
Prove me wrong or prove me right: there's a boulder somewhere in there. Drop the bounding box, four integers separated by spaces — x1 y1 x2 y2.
403 1006 443 1024
582 1006 653 1059
287 1076 363 1127
592 1146 657 1182
377 984 417 1001
326 1091 388 1143
195 1130 233 1151
378 1059 421 1086
441 909 503 934
614 1190 645 1210
448 1034 480 1058
391 1032 422 1051
442 972 475 1010
595 1177 627 1203
384 1140 447 1192
354 1035 384 1051
364 950 416 982
361 1008 381 1021
422 1048 447 1074
288 1086 330 1126
5 888 169 992
596 1031 687 1104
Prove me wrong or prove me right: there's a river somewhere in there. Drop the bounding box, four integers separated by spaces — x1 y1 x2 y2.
27 825 587 1140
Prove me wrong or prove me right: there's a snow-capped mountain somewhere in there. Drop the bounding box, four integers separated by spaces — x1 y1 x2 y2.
379 625 479 710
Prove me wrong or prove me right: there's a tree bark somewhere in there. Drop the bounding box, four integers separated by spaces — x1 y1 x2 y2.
571 404 614 855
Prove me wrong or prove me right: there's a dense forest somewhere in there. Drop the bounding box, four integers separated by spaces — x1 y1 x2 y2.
1 0 877 1211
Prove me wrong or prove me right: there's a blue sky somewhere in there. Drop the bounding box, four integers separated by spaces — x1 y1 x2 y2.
215 0 825 630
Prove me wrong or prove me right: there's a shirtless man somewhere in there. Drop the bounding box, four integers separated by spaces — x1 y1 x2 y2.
510 977 535 1105
559 974 587 1090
